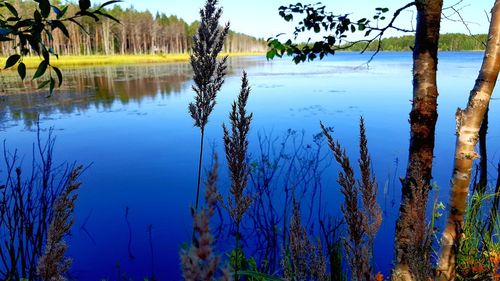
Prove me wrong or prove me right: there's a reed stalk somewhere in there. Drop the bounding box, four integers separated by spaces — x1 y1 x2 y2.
189 0 230 210
223 71 253 279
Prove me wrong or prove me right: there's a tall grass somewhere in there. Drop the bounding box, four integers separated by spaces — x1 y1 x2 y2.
455 192 500 280
180 156 231 281
189 0 230 210
222 71 253 279
321 117 382 281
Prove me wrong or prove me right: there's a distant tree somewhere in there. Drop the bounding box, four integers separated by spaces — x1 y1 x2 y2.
1 2 266 61
0 0 119 95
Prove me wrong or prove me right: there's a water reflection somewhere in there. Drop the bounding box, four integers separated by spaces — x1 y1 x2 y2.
0 57 262 128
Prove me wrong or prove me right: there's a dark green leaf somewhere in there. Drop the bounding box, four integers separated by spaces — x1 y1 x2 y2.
79 0 91 11
39 0 51 18
381 8 389 13
6 16 20 22
42 48 50 61
57 5 68 19
76 10 100 22
0 28 12 36
52 6 62 16
266 49 276 60
33 60 48 79
34 10 42 24
99 0 121 9
4 54 20 69
350 25 355 32
53 66 63 86
18 62 26 80
69 18 89 34
4 2 18 17
95 10 120 23
49 77 55 95
327 36 335 45
52 20 69 37
37 79 50 89
13 19 31 29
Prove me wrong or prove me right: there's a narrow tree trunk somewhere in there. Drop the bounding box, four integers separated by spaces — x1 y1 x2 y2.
474 106 488 195
393 1 442 280
437 1 500 279
487 162 500 235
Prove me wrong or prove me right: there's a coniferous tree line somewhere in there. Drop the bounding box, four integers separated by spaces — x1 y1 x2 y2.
0 1 266 56
345 33 488 52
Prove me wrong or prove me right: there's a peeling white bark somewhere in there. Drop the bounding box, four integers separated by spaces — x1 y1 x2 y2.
437 1 500 280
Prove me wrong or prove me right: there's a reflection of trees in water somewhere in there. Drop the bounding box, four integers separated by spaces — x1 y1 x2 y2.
0 63 190 128
0 57 263 128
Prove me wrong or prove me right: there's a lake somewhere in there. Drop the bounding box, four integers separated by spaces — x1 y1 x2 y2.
1 52 499 280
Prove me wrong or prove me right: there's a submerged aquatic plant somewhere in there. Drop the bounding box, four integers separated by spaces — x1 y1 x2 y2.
283 201 328 281
189 0 230 210
0 125 83 281
37 166 83 281
181 155 232 281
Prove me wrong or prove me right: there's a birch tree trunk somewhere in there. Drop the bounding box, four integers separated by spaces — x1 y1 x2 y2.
437 1 500 279
393 0 442 280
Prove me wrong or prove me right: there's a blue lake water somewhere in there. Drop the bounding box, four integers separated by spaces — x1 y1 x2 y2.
1 52 499 280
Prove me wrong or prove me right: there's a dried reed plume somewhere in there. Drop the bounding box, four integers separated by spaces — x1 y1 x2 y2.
189 0 230 210
284 200 328 281
181 156 232 281
320 117 382 281
223 71 253 231
222 71 253 279
37 165 83 281
358 117 382 257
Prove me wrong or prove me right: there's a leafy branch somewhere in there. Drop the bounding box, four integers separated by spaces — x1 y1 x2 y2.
267 1 416 64
0 0 120 95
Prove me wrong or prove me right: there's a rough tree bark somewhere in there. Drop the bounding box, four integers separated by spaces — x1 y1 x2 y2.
437 1 500 280
393 0 443 280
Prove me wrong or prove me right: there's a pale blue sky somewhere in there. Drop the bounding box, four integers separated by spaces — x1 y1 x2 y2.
115 0 494 39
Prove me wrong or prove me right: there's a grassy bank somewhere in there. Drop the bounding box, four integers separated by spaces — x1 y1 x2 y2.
0 52 264 69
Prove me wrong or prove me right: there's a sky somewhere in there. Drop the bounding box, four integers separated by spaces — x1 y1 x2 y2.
114 0 494 40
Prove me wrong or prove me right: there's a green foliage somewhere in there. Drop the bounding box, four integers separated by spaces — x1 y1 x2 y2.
0 0 120 95
267 2 391 63
455 192 500 280
229 248 278 281
237 271 285 281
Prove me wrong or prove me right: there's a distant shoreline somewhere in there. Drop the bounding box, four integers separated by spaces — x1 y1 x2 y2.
0 50 485 70
0 53 265 69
